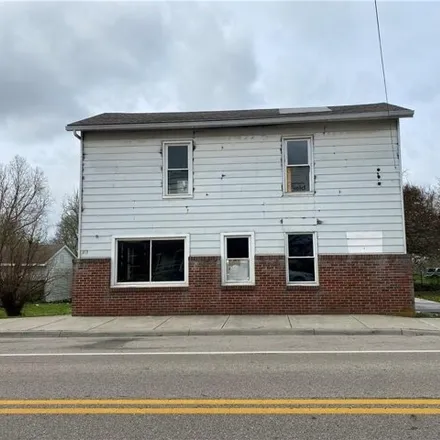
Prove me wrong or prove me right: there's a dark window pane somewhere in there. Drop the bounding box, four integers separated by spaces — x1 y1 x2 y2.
287 166 310 192
226 237 249 258
288 234 314 257
288 258 315 282
167 145 188 169
117 240 150 282
287 140 308 165
152 240 185 282
168 170 189 194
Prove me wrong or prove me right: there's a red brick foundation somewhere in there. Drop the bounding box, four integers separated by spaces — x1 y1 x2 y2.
72 255 414 316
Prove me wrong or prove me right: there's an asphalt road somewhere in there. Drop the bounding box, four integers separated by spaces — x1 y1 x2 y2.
1 335 440 439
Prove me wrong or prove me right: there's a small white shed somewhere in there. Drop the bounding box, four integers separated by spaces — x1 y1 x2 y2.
32 244 76 302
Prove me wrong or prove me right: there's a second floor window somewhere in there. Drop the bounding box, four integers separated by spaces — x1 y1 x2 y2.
163 141 193 197
283 138 312 193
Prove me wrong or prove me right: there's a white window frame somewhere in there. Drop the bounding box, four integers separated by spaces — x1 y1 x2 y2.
282 136 314 194
111 234 190 288
220 232 255 286
285 232 319 286
162 140 193 198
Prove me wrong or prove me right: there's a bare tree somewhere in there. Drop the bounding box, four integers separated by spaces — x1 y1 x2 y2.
54 190 79 254
403 183 440 275
0 156 51 316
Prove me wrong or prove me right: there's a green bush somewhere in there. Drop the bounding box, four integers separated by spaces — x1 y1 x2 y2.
414 283 440 292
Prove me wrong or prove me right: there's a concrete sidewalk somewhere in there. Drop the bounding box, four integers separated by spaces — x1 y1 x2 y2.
0 314 440 337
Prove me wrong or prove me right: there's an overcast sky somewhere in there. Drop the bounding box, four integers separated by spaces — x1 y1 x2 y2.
1 1 439 228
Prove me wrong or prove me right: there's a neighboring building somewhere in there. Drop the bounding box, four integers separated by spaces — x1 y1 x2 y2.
31 244 75 302
66 102 414 316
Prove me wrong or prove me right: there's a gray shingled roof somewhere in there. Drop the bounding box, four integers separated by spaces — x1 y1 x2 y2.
1 243 68 265
66 102 413 130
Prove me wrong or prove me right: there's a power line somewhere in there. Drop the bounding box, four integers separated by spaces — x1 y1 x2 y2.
374 0 399 169
374 0 389 105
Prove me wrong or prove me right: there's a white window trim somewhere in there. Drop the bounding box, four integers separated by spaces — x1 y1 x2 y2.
162 140 193 199
220 232 255 286
282 136 314 195
285 232 319 286
111 234 190 288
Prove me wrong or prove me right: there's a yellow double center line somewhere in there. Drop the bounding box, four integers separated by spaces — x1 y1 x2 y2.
1 399 440 415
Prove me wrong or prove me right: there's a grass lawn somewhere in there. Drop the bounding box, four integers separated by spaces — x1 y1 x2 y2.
413 274 440 286
415 292 440 303
0 302 71 318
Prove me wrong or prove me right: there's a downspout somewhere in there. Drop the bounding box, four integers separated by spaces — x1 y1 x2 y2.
73 131 83 258
396 119 407 254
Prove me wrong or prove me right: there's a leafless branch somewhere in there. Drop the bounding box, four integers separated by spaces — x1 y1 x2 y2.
53 189 79 254
0 156 52 315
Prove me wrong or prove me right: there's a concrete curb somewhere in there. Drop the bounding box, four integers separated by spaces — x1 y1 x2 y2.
1 328 440 338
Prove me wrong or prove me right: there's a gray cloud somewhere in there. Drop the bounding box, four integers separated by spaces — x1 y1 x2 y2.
1 2 172 137
0 1 439 227
0 2 261 140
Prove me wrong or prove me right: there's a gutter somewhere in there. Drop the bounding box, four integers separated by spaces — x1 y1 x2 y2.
66 110 414 132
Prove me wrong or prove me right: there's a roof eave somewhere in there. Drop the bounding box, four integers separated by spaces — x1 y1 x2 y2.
46 245 77 263
65 109 414 132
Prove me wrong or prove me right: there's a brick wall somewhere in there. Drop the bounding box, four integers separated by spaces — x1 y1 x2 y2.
72 255 414 316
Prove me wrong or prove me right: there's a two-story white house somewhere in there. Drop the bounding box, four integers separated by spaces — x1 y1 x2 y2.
66 103 414 316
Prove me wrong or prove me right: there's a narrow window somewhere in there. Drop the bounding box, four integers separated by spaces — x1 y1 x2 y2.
284 139 312 192
163 141 193 197
114 237 187 286
286 233 317 284
221 233 255 285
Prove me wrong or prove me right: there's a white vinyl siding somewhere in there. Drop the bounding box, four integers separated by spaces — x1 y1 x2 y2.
43 248 74 302
79 120 405 258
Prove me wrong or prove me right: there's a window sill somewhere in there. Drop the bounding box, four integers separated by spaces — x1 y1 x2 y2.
111 282 188 289
163 194 193 200
287 282 319 288
222 282 255 287
283 191 314 197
